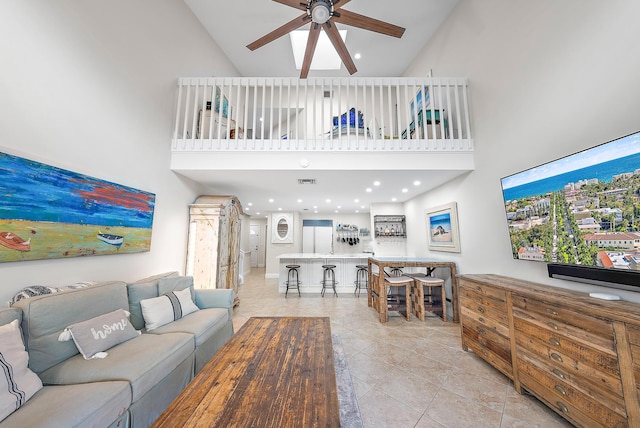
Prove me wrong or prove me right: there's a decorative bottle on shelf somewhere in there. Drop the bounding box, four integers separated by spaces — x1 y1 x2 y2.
390 226 395 236
384 226 390 236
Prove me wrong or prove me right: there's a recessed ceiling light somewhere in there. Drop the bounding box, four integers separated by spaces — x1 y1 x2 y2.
337 205 341 209
313 205 318 209
269 198 274 203
326 199 331 203
355 210 360 213
297 199 303 203
278 207 282 211
248 202 253 206
354 199 359 203
335 210 339 213
402 188 408 193
391 197 397 202
373 181 381 186
413 180 421 186
366 188 372 192
314 210 318 213
361 205 365 209
354 53 361 59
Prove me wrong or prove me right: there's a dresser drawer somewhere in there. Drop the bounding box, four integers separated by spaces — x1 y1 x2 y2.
518 346 625 413
625 324 640 404
462 317 511 362
515 319 623 396
512 294 615 353
463 328 513 379
460 302 509 337
460 291 507 320
519 368 627 428
459 280 506 303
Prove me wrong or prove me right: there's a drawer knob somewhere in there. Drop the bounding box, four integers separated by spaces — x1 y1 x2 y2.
480 339 487 346
552 368 565 379
546 308 558 316
478 328 487 336
482 349 488 357
549 337 561 346
556 402 569 414
554 385 567 396
477 306 485 313
550 352 563 363
479 317 486 324
547 322 559 330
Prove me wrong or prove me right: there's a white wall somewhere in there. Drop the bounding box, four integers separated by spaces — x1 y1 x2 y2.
0 1 239 306
402 0 640 301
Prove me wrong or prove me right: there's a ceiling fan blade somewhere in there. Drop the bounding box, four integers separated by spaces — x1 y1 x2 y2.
272 0 307 11
247 13 310 51
300 23 321 79
322 21 357 75
332 9 405 38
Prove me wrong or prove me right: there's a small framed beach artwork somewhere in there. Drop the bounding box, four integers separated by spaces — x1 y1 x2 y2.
0 151 155 263
426 202 460 253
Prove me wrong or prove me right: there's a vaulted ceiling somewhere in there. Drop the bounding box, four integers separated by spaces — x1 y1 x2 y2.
178 0 465 216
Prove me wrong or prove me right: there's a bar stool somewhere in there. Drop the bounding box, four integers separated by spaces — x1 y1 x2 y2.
354 265 368 297
321 265 338 297
284 264 301 297
389 267 404 276
411 275 446 321
382 275 413 321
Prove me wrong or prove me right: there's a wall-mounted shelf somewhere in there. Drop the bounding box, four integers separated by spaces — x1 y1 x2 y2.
374 215 406 238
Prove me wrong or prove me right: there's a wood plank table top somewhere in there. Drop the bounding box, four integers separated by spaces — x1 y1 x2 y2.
152 317 340 428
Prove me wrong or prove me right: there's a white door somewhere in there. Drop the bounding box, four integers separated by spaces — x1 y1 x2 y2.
250 224 261 267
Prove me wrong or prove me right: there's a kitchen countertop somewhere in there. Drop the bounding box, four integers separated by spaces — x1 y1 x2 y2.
278 253 371 259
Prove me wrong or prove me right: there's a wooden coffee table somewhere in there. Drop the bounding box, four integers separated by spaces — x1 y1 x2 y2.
152 317 340 427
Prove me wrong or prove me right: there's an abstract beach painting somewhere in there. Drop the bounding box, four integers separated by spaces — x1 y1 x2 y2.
0 151 155 263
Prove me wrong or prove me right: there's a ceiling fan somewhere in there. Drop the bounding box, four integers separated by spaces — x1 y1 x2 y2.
247 0 405 78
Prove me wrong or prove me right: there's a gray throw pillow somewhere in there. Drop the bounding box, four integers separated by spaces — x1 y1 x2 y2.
58 309 140 359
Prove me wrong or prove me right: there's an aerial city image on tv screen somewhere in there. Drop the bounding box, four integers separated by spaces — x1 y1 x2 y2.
501 131 640 271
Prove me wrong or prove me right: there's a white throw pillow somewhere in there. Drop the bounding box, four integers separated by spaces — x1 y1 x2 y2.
140 287 199 331
0 320 43 423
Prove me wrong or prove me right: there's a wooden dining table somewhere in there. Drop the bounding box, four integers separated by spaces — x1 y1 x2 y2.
367 256 459 323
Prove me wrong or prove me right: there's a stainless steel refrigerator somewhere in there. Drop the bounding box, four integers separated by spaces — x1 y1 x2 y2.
302 220 333 254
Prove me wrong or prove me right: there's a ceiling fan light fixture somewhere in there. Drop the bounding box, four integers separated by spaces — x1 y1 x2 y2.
309 0 332 24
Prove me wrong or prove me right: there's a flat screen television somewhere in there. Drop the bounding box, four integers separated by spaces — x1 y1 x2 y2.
500 131 640 291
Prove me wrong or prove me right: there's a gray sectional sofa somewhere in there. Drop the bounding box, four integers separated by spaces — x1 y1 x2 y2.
0 272 234 428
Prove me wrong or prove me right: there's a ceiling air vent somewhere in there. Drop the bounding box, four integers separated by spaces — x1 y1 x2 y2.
298 179 316 184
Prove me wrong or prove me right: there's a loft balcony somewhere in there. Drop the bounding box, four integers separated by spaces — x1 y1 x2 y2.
170 77 474 173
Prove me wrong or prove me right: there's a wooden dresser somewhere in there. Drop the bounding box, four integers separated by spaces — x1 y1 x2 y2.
459 274 640 427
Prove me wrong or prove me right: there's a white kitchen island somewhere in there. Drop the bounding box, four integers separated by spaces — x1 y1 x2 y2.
277 253 370 295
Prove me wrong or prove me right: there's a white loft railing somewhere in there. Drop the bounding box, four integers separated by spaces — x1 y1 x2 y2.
172 77 472 152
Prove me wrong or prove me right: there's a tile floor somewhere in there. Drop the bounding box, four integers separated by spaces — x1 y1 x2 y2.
232 268 573 428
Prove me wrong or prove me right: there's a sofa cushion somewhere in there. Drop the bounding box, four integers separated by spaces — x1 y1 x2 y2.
158 276 196 301
38 332 193 402
58 309 140 359
12 281 129 374
126 271 179 330
0 320 43 423
140 288 199 331
149 307 229 347
0 381 131 428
